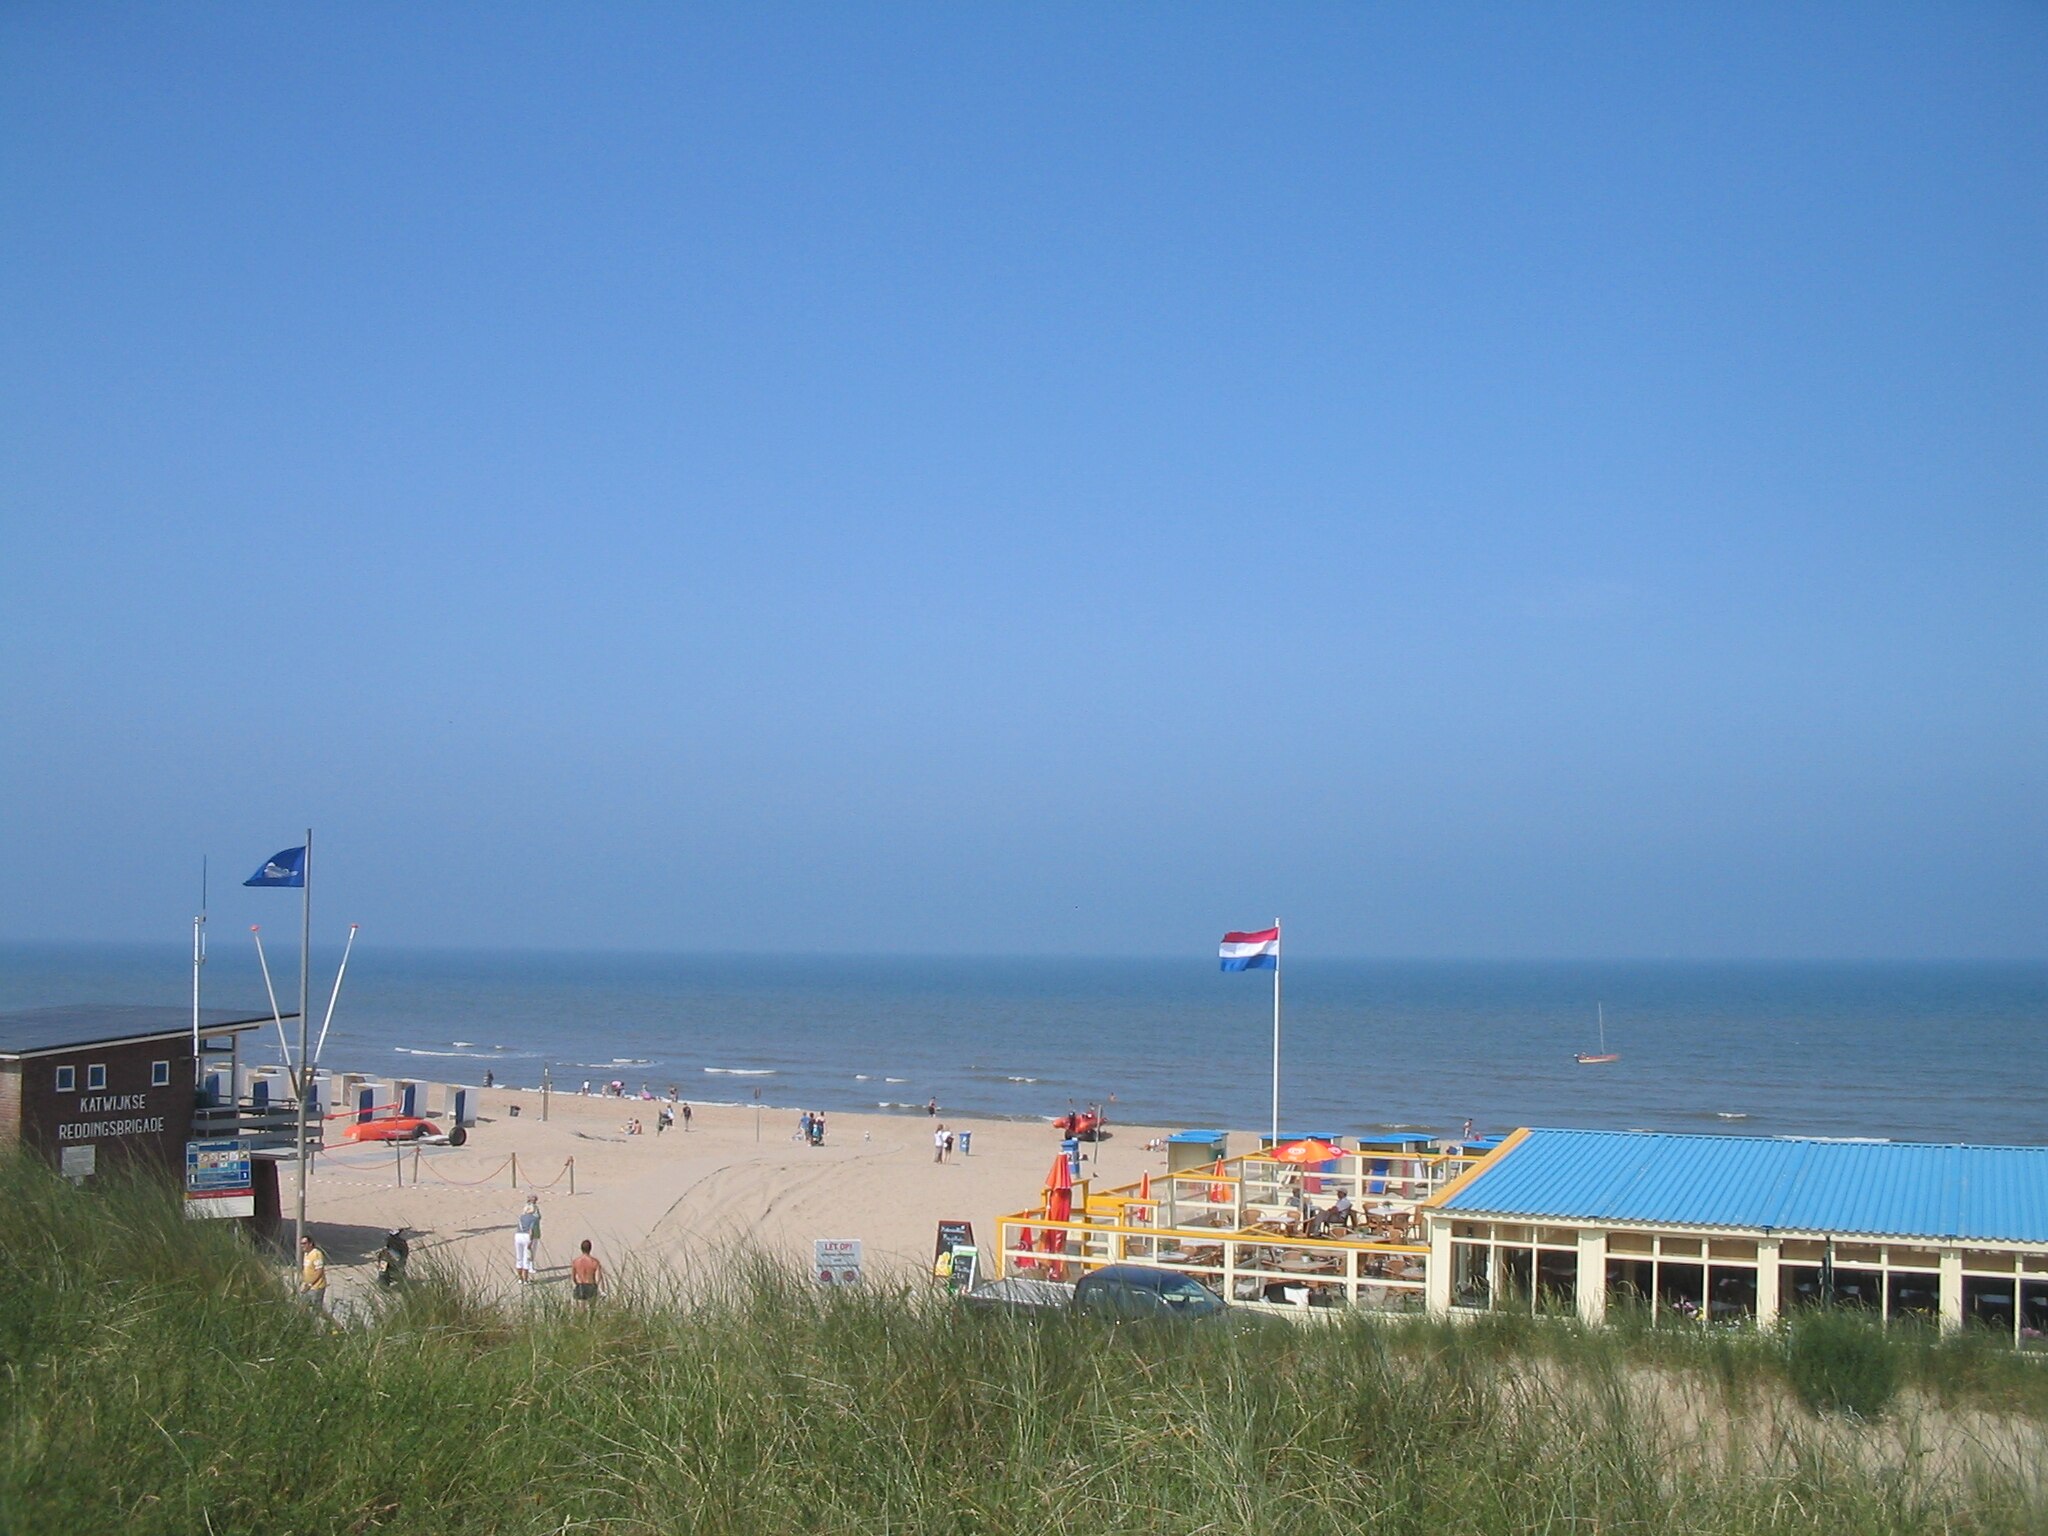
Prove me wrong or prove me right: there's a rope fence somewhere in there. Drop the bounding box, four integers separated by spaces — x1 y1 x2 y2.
406 1148 576 1193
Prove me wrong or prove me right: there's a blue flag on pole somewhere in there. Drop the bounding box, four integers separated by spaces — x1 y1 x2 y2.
244 847 306 887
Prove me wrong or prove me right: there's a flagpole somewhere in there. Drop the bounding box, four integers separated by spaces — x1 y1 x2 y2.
295 828 312 1256
191 858 207 1069
1271 917 1282 1146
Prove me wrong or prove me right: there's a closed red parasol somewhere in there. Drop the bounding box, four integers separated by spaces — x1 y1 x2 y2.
1043 1152 1074 1224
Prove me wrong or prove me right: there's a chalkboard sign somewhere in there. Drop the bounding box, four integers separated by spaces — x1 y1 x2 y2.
935 1219 974 1261
950 1245 979 1294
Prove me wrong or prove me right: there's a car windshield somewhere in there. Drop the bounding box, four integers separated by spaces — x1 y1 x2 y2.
1157 1279 1222 1313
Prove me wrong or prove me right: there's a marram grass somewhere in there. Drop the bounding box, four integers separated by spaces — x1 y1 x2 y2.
1 1158 2042 1535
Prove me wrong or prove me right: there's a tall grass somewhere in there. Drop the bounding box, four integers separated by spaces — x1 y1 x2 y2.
0 1156 2041 1535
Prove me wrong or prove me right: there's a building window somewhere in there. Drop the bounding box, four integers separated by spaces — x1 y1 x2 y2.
86 1064 107 1091
152 1060 171 1087
55 1065 75 1092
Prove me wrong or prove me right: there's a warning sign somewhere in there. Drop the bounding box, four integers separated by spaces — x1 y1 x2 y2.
814 1238 863 1287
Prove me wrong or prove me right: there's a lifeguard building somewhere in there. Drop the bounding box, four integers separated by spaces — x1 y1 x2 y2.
0 1005 312 1226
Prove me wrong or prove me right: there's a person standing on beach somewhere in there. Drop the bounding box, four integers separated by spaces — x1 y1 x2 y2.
298 1234 328 1314
571 1240 603 1302
681 1101 692 1131
926 1097 938 1117
515 1195 541 1282
934 1124 947 1163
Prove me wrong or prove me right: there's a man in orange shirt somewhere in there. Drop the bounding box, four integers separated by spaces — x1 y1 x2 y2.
298 1233 328 1314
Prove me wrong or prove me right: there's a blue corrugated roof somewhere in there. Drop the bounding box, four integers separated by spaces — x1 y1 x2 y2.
1436 1129 2048 1245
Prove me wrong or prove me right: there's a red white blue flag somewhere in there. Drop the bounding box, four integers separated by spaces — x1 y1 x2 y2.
1219 927 1279 971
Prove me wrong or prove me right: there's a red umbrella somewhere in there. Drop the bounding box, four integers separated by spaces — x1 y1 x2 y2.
1043 1152 1074 1225
1267 1138 1347 1165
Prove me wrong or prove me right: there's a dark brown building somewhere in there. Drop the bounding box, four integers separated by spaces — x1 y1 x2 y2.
0 1006 277 1182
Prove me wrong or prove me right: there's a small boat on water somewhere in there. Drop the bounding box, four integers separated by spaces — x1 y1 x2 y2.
1575 1004 1620 1065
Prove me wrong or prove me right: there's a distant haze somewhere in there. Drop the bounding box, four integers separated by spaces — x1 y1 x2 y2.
1 8 2041 958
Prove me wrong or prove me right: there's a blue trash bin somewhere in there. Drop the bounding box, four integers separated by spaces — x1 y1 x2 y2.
957 1130 972 1156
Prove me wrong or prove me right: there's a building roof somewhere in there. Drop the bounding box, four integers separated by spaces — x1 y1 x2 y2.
0 1006 281 1059
1434 1128 2048 1246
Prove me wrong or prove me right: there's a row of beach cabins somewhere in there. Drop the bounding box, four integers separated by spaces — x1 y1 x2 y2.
995 1127 2048 1348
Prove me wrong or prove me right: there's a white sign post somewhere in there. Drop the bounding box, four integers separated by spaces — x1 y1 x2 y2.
814 1238 863 1288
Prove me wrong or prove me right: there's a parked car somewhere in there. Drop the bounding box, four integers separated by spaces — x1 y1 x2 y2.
964 1264 1227 1322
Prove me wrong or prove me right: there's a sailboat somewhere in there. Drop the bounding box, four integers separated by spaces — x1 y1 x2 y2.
1575 1003 1620 1065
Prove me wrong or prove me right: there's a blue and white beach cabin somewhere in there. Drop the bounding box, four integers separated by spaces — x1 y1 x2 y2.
1423 1128 2048 1342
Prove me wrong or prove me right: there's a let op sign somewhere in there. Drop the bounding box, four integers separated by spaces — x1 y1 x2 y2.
185 1139 254 1219
814 1238 863 1287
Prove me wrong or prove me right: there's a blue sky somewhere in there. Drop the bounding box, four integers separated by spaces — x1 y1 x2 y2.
2 5 2041 958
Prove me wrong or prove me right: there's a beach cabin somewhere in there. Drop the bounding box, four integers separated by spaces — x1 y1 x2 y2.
1424 1128 2048 1346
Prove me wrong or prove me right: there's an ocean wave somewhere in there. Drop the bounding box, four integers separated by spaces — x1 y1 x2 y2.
395 1047 537 1060
885 1077 907 1084
704 1067 775 1076
451 1040 474 1047
611 1058 652 1066
1716 1112 1750 1120
1005 1075 1039 1083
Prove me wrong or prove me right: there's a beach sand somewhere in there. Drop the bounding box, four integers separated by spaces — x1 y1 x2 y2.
304 1087 1191 1304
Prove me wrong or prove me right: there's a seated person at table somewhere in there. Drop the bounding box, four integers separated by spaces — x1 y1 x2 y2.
1327 1192 1354 1228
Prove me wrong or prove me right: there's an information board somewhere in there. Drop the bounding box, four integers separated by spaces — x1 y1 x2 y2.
935 1219 974 1261
185 1139 254 1219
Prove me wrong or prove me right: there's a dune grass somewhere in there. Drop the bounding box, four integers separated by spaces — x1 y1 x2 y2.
1 1157 2042 1535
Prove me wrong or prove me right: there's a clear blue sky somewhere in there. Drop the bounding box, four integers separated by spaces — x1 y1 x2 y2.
2 5 2041 958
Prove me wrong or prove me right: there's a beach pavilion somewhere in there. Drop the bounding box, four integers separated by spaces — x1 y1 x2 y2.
996 1126 2048 1347
1423 1128 2048 1345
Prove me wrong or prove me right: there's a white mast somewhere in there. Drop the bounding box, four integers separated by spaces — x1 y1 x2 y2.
191 858 207 1066
1270 917 1282 1145
294 828 312 1256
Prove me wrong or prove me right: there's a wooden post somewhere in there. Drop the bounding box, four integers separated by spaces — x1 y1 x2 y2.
412 1144 421 1185
511 1152 519 1188
568 1156 575 1196
395 1143 402 1185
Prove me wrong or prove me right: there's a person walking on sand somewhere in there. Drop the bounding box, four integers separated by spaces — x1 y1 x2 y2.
514 1195 541 1282
298 1233 328 1314
934 1123 948 1164
571 1239 603 1302
681 1101 692 1131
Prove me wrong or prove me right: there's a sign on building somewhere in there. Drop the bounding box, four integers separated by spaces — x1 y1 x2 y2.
185 1138 254 1219
814 1237 863 1287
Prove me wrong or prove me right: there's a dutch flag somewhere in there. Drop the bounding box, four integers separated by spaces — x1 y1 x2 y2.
1219 927 1280 971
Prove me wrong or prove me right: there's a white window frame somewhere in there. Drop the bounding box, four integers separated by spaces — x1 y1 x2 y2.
86 1064 107 1091
55 1065 75 1092
151 1060 171 1087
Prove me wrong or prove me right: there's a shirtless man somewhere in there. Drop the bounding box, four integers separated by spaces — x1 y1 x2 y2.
571 1239 603 1302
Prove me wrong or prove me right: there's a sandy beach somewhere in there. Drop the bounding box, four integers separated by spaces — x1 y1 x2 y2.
304 1085 1191 1304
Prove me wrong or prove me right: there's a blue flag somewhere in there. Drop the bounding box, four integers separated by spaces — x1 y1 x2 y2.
244 847 306 887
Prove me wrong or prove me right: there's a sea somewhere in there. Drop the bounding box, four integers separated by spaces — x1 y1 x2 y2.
3 944 2043 1146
